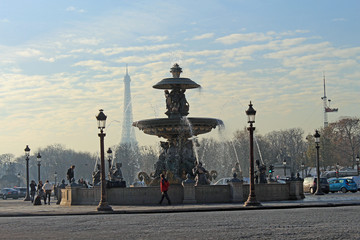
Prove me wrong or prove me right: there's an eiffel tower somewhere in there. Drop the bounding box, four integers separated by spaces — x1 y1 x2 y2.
120 65 137 145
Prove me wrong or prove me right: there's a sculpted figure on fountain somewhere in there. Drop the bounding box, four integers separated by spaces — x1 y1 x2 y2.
165 88 189 118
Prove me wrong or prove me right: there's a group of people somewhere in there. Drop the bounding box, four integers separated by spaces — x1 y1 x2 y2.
29 179 53 205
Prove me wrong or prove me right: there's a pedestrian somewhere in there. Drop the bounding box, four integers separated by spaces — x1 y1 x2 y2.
36 180 45 204
42 180 53 205
30 180 37 203
159 174 171 205
67 165 75 185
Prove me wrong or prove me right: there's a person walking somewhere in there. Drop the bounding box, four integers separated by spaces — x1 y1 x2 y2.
30 180 37 203
36 180 44 205
159 174 171 205
42 180 53 205
66 165 75 185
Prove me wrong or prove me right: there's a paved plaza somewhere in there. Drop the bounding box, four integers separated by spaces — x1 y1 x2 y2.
1 192 360 217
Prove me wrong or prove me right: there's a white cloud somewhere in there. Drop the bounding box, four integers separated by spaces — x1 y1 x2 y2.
93 43 180 56
72 38 103 46
215 32 273 44
0 19 10 23
66 6 85 13
15 48 42 57
39 57 55 62
66 6 76 11
192 33 214 40
137 36 168 42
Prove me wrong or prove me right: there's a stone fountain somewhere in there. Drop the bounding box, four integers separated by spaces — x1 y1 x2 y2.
133 64 223 185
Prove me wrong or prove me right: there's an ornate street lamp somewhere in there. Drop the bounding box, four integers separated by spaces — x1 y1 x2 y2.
283 159 287 177
96 109 113 211
314 130 324 195
356 154 359 176
244 101 261 207
54 171 58 186
301 162 305 179
24 145 31 201
107 147 113 172
37 153 41 182
17 172 21 187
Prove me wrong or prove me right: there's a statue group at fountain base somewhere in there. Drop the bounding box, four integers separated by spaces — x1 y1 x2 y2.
92 163 126 188
139 140 217 186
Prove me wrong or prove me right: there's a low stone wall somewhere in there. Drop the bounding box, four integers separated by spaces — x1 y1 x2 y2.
60 180 304 206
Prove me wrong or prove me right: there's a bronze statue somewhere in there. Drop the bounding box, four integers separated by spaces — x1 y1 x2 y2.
164 88 189 118
92 164 101 186
108 163 124 182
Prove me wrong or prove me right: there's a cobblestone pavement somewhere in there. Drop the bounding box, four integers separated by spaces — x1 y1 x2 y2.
0 205 359 240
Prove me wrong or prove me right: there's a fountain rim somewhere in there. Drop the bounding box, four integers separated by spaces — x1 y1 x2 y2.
152 77 201 90
133 117 224 128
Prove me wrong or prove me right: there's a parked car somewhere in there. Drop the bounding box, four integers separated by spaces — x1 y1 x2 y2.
303 177 329 194
214 177 232 185
328 178 357 193
213 177 249 185
13 187 27 198
344 176 360 190
1 188 19 199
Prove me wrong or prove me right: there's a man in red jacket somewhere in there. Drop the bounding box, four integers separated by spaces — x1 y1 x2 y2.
159 174 171 205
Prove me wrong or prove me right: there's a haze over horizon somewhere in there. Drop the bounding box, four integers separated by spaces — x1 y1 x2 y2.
0 1 359 157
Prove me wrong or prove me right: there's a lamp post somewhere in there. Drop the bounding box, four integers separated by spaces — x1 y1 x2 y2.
36 153 41 182
54 171 57 186
17 172 21 187
356 155 359 176
283 159 287 177
96 109 113 211
301 162 305 179
336 162 340 178
107 148 113 173
24 145 31 201
314 130 324 195
244 101 261 207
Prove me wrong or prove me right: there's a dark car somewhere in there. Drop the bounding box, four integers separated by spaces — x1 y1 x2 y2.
1 188 19 199
13 187 27 198
303 177 329 194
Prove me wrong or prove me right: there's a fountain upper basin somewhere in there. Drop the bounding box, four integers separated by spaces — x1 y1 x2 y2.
133 117 224 139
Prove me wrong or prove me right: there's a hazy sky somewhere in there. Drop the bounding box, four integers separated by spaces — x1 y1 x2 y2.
0 1 359 157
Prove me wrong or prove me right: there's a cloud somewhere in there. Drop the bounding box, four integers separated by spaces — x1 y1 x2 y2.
66 6 85 13
93 43 180 56
192 33 214 40
215 32 273 44
72 60 104 67
39 57 55 62
15 48 42 57
0 19 10 23
72 38 103 46
137 36 168 42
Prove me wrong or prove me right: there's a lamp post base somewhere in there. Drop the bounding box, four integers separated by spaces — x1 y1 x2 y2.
244 195 262 207
314 190 324 195
24 194 31 201
97 201 113 211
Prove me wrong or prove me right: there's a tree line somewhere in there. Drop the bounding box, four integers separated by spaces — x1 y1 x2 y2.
1 117 359 188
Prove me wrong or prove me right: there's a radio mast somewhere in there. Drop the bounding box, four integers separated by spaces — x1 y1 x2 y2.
321 74 338 127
